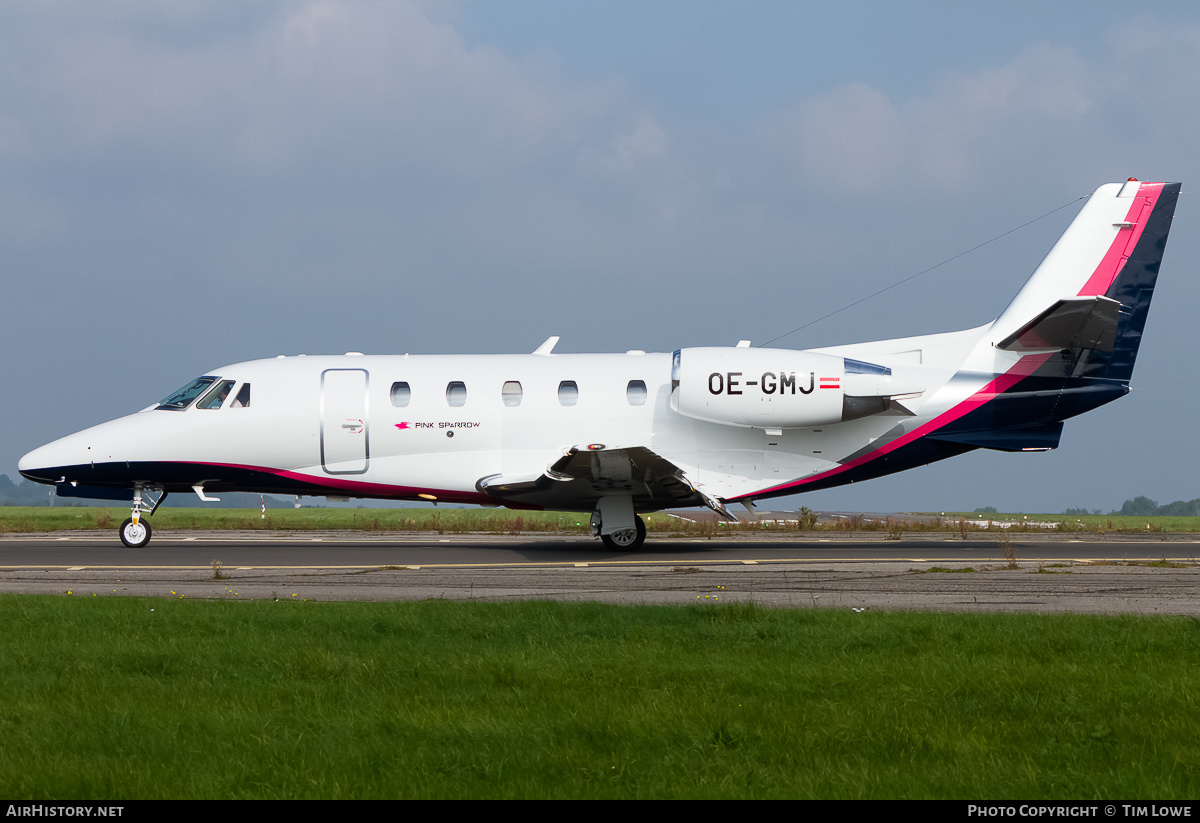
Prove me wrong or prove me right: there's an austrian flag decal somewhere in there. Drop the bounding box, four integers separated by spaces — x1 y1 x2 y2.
819 377 840 389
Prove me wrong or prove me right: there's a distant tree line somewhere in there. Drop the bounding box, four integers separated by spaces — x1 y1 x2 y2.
0 474 55 506
1061 498 1200 517
1110 496 1200 517
972 498 1200 517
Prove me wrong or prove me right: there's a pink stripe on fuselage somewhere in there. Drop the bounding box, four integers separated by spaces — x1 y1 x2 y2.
737 351 1054 500
177 460 501 506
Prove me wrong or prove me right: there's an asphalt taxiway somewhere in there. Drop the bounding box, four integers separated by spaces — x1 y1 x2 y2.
3 530 1199 614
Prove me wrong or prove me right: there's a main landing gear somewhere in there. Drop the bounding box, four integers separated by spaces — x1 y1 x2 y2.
119 484 167 548
600 515 646 551
590 497 647 551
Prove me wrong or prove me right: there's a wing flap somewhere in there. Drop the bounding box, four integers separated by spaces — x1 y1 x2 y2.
477 445 705 512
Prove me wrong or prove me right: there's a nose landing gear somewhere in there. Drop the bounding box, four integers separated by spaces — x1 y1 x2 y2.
119 484 166 548
119 517 152 548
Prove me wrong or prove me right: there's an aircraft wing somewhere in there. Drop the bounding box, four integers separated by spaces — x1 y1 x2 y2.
477 445 734 519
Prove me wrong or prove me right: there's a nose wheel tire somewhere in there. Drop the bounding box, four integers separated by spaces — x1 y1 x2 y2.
600 515 647 551
119 518 152 548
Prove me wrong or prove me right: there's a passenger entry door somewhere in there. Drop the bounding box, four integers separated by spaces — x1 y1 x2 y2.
321 368 369 474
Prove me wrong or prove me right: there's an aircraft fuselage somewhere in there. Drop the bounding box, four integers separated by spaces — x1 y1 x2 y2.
17 180 1182 550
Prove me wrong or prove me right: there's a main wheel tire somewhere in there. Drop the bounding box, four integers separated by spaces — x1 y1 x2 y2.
119 517 152 548
600 515 647 551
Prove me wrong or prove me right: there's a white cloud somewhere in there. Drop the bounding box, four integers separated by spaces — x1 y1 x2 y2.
596 113 668 171
0 0 665 179
780 44 1098 194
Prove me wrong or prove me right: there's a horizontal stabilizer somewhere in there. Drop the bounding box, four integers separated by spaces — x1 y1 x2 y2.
997 296 1121 352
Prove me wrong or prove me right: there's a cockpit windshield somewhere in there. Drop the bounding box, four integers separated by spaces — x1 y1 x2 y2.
156 377 217 411
196 380 236 410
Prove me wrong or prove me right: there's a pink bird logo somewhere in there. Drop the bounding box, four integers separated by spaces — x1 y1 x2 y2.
395 422 411 430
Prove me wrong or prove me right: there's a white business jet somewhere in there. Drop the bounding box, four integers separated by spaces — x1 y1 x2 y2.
19 180 1181 550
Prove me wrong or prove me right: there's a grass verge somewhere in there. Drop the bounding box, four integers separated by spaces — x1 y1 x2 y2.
5 506 1200 535
2 595 1198 799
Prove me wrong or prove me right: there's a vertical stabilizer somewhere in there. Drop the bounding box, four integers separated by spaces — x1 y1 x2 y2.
989 180 1180 383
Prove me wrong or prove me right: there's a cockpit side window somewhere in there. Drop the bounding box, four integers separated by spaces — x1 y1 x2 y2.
230 383 250 408
156 377 217 411
197 380 236 410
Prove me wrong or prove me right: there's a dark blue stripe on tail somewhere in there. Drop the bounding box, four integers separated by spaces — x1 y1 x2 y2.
1080 182 1181 382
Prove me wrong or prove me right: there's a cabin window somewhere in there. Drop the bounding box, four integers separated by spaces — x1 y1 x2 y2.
390 382 411 407
502 381 523 407
231 383 250 408
627 380 647 406
558 380 578 406
156 377 216 411
447 381 467 407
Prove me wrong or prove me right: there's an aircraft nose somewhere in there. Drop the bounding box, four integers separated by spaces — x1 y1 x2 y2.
18 429 102 485
18 443 66 485
19 412 162 488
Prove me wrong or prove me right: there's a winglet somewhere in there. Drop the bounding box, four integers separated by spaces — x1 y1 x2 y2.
533 336 560 355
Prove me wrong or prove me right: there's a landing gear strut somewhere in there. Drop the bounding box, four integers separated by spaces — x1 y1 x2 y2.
119 484 166 548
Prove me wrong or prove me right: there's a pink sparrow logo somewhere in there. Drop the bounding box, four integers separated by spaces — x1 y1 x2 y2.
395 421 481 430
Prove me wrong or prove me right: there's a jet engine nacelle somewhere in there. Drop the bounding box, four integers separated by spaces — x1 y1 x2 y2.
670 347 923 429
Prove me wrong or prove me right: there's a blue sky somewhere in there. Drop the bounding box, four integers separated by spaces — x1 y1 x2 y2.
3 0 1199 513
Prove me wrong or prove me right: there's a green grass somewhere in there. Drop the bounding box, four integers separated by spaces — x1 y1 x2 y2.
2 595 1199 799
0 506 596 534
945 512 1200 533
5 506 1200 534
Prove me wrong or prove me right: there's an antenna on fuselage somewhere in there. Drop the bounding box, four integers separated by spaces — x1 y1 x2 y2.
533 336 560 355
